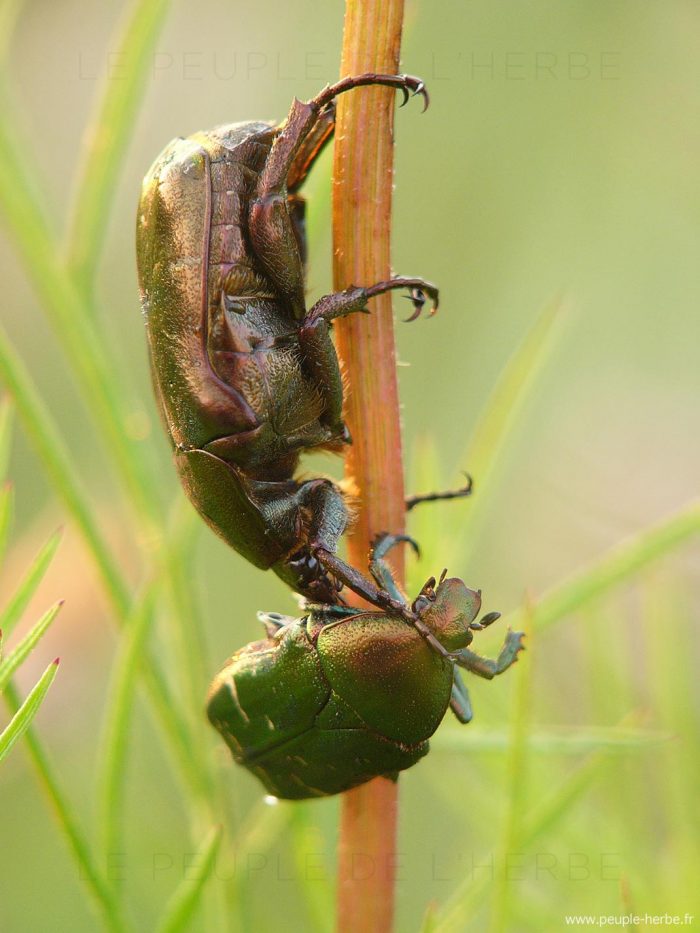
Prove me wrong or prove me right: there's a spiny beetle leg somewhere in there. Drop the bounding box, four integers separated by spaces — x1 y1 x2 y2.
450 669 474 724
298 278 438 435
256 74 429 312
309 72 429 115
364 277 439 318
287 105 337 193
406 473 473 512
303 277 439 330
452 630 526 680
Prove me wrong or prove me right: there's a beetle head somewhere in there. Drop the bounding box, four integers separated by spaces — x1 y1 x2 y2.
412 569 482 652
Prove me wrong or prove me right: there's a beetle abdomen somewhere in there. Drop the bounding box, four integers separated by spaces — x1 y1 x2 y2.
207 616 432 799
246 721 428 800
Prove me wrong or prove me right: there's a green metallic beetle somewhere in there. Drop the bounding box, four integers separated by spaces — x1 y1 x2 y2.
207 535 525 799
136 72 459 607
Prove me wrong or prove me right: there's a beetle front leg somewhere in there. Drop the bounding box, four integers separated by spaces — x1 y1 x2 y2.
368 533 416 604
450 669 474 723
452 630 526 680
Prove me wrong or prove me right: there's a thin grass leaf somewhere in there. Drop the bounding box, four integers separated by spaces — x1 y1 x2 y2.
0 481 13 568
0 326 129 614
67 0 172 291
3 680 126 932
0 0 27 64
432 725 672 755
0 393 13 480
0 395 14 566
0 657 58 762
290 803 334 933
155 825 223 933
431 712 645 933
0 599 62 693
226 798 294 919
0 327 213 805
453 295 567 561
0 125 161 526
489 610 534 933
0 529 61 637
430 750 611 933
97 588 156 882
506 499 700 634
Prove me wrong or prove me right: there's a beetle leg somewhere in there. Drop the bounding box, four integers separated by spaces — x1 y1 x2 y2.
287 105 336 193
314 547 413 619
257 611 296 638
308 73 429 116
304 277 439 327
452 630 526 680
368 533 416 603
259 73 429 203
250 75 429 317
298 278 438 434
450 669 474 724
406 473 473 511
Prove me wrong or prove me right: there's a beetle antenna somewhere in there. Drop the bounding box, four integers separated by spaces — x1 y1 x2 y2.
472 611 501 631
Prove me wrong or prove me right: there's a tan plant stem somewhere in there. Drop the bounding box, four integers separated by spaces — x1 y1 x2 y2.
332 0 406 930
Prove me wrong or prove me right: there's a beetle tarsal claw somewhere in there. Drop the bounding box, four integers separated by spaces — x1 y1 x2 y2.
403 289 426 322
397 75 430 111
412 81 430 112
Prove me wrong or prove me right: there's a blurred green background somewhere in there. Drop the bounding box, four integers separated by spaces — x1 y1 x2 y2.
0 1 698 931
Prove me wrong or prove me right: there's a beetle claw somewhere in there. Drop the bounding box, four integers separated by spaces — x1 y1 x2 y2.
403 288 426 322
412 81 430 112
396 76 429 111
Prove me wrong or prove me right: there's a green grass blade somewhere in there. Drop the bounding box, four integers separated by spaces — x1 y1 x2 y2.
0 0 27 64
67 0 172 291
0 326 130 614
432 725 672 754
0 327 211 804
0 600 62 693
97 588 156 881
0 393 14 566
0 392 13 480
489 611 533 933
3 679 126 932
506 499 700 634
0 480 13 568
453 295 567 560
0 125 161 527
0 529 61 637
430 750 611 933
290 803 334 933
0 658 58 762
155 825 223 933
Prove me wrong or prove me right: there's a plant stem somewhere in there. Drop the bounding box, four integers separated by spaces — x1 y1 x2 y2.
332 0 406 930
